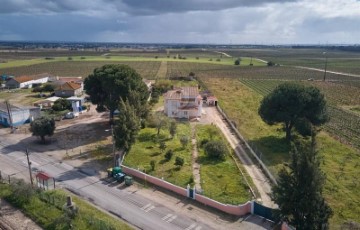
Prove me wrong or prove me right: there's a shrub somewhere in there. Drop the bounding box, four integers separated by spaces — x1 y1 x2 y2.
68 57 73 60
180 135 189 148
200 139 209 147
204 140 228 160
267 61 275 66
165 149 173 161
8 179 36 206
234 59 241 65
216 58 221 62
150 160 156 171
175 156 184 167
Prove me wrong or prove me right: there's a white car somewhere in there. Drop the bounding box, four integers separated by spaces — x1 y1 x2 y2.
64 112 79 119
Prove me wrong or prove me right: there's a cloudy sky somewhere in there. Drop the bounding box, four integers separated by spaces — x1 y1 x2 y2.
0 0 359 44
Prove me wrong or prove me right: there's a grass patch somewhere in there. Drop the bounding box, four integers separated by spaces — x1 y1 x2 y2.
0 183 132 230
196 124 253 204
201 76 360 226
124 122 193 187
0 88 43 106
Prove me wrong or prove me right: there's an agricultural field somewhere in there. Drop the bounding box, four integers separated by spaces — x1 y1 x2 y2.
199 76 360 227
238 79 360 149
1 61 161 79
226 48 360 75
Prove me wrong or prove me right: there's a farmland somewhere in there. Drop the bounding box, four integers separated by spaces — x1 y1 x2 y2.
1 47 359 227
199 76 360 226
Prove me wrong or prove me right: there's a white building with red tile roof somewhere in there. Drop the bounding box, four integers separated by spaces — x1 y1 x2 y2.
164 86 202 119
5 73 50 89
54 82 82 97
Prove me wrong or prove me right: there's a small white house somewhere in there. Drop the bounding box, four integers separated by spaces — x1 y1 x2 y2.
164 87 202 119
0 102 41 127
5 73 50 89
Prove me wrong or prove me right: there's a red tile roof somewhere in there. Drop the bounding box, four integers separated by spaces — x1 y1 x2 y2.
12 73 50 83
55 82 81 91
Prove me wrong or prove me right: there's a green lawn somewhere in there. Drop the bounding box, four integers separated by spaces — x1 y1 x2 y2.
0 184 132 230
201 76 360 227
124 122 193 187
196 124 253 204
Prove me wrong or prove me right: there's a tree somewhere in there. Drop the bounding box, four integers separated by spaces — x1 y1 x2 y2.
234 58 241 65
180 135 189 148
204 140 228 160
258 83 329 141
169 121 177 138
42 84 55 92
113 98 140 153
271 138 332 229
84 64 149 121
52 98 72 111
30 116 56 143
159 141 166 153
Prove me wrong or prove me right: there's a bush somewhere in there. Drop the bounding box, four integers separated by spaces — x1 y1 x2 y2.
200 139 209 147
52 98 72 111
234 59 241 65
180 135 189 148
267 61 275 66
216 58 221 62
165 149 173 161
32 86 43 93
175 156 184 167
8 179 36 206
204 140 228 160
42 84 55 92
150 160 156 171
68 57 73 60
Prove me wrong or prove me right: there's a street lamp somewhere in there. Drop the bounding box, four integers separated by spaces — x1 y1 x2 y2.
323 52 328 81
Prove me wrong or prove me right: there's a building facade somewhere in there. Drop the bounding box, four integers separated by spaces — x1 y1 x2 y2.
0 102 41 127
164 87 202 119
5 73 50 89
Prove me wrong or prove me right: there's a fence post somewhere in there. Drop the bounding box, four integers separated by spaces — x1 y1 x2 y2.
0 171 2 181
8 175 10 184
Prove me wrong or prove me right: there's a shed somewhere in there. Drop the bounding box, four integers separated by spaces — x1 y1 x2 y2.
35 171 54 190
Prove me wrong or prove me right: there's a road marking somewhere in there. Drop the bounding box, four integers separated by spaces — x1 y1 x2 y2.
162 214 172 221
144 205 155 212
184 223 197 230
166 215 177 223
141 203 152 210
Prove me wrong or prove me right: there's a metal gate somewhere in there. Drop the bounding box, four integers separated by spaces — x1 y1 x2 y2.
253 202 275 221
189 188 195 199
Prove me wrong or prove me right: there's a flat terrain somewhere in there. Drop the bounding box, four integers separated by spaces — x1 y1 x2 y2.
1 47 359 228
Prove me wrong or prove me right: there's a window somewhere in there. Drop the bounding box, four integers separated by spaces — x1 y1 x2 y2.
184 111 188 115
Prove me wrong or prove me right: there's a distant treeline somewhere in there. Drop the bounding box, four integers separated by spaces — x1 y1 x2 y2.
292 45 360 52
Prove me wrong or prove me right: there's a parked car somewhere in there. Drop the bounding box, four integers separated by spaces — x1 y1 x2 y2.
64 112 79 119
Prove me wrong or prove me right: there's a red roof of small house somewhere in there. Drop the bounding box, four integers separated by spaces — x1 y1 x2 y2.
55 82 81 91
35 171 51 180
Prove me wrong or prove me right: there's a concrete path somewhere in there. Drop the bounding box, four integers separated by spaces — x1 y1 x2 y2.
190 124 202 192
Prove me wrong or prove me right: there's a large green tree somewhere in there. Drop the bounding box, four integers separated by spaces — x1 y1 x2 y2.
258 82 329 141
84 64 149 121
113 98 140 154
272 138 332 229
30 116 56 143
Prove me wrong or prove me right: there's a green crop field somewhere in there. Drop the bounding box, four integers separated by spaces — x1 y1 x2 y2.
200 76 360 227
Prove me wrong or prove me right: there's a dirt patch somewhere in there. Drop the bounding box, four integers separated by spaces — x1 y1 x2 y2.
0 199 42 230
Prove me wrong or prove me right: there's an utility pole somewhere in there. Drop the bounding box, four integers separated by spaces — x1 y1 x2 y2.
323 52 328 81
5 100 14 132
25 149 33 186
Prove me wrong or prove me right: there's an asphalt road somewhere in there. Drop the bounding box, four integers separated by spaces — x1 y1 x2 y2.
0 138 212 230
0 135 274 230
